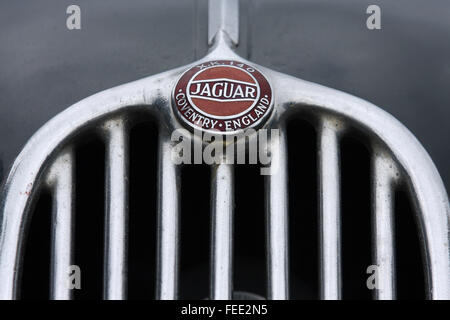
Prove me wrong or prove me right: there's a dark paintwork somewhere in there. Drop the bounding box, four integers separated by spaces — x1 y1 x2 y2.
0 0 449 190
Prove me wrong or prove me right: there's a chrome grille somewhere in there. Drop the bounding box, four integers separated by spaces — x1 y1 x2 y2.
0 0 448 300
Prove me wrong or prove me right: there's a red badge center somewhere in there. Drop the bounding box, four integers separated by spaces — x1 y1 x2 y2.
174 60 272 133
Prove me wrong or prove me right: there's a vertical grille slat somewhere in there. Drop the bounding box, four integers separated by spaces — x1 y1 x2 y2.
371 152 396 300
103 119 129 300
49 148 75 300
318 119 342 300
265 128 289 300
210 162 234 300
156 137 181 300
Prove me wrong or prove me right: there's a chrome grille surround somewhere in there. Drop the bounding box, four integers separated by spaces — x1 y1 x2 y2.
0 0 449 300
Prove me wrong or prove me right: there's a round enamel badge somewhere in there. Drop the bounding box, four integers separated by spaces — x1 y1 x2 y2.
173 60 273 133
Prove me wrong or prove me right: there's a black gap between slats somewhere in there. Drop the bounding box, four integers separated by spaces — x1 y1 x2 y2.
233 163 266 298
128 121 158 299
73 135 105 299
179 164 210 299
394 189 425 299
287 118 319 300
341 135 372 300
21 191 52 299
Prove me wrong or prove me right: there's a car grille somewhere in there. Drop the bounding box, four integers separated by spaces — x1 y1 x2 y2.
0 0 448 300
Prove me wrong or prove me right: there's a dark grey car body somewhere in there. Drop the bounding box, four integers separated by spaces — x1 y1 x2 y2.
1 0 449 188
